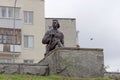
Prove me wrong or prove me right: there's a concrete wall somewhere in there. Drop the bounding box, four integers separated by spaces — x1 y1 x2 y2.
0 63 48 76
0 47 105 78
39 47 104 78
45 18 77 47
104 72 120 79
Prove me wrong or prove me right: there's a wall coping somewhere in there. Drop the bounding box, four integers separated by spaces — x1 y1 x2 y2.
0 63 48 66
45 17 76 20
47 47 103 57
105 72 120 74
54 47 103 51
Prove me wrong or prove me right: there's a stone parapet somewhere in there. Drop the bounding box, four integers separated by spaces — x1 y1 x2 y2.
104 72 120 79
39 47 104 78
0 63 48 76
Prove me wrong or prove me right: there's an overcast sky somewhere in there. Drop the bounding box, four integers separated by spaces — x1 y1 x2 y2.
45 0 120 72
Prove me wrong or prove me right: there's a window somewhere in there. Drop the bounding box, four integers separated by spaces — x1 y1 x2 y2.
1 7 7 18
8 7 14 18
24 35 34 48
0 6 20 19
7 35 12 44
2 35 13 44
3 35 7 43
0 59 12 63
0 35 2 43
24 60 34 64
15 8 20 19
24 11 33 24
0 28 21 45
3 44 10 52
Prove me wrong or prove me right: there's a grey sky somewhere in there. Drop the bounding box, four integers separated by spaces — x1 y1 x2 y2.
45 0 120 72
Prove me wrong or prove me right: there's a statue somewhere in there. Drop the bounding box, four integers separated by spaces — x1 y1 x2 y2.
42 19 64 55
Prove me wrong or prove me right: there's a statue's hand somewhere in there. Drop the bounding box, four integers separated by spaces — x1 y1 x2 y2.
49 32 55 37
54 38 60 42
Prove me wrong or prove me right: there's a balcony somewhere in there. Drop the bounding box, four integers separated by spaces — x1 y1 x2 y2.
0 18 21 29
0 44 21 57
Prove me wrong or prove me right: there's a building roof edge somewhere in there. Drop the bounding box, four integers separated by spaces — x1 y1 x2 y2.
45 17 76 20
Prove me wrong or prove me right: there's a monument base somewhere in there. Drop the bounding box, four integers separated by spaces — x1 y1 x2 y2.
39 47 104 78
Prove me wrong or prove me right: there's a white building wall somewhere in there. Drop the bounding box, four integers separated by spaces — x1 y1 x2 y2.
18 0 45 63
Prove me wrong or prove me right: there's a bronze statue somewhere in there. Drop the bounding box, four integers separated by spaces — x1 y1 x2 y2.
42 19 64 55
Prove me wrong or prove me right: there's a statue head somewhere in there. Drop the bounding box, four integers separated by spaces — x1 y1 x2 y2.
52 19 60 30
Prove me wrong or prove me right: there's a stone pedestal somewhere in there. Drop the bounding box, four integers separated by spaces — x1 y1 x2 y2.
39 47 104 78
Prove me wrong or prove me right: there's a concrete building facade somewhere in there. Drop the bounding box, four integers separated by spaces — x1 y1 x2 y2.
0 0 77 63
0 0 45 63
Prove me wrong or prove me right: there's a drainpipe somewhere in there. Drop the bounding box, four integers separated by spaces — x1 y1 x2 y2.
13 0 17 63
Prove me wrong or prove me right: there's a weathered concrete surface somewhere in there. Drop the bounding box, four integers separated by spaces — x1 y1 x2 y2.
39 47 104 78
0 63 48 76
0 64 19 74
20 64 49 75
104 72 120 79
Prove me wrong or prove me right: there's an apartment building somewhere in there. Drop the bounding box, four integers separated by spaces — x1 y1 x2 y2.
0 0 77 63
0 0 45 63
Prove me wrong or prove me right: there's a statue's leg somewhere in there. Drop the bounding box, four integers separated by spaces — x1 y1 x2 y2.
57 41 64 47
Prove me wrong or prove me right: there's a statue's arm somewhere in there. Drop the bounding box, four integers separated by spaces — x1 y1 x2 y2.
42 31 51 44
61 33 64 46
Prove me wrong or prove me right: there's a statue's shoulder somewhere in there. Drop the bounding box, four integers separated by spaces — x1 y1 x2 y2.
45 29 52 34
58 30 63 33
58 30 64 35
